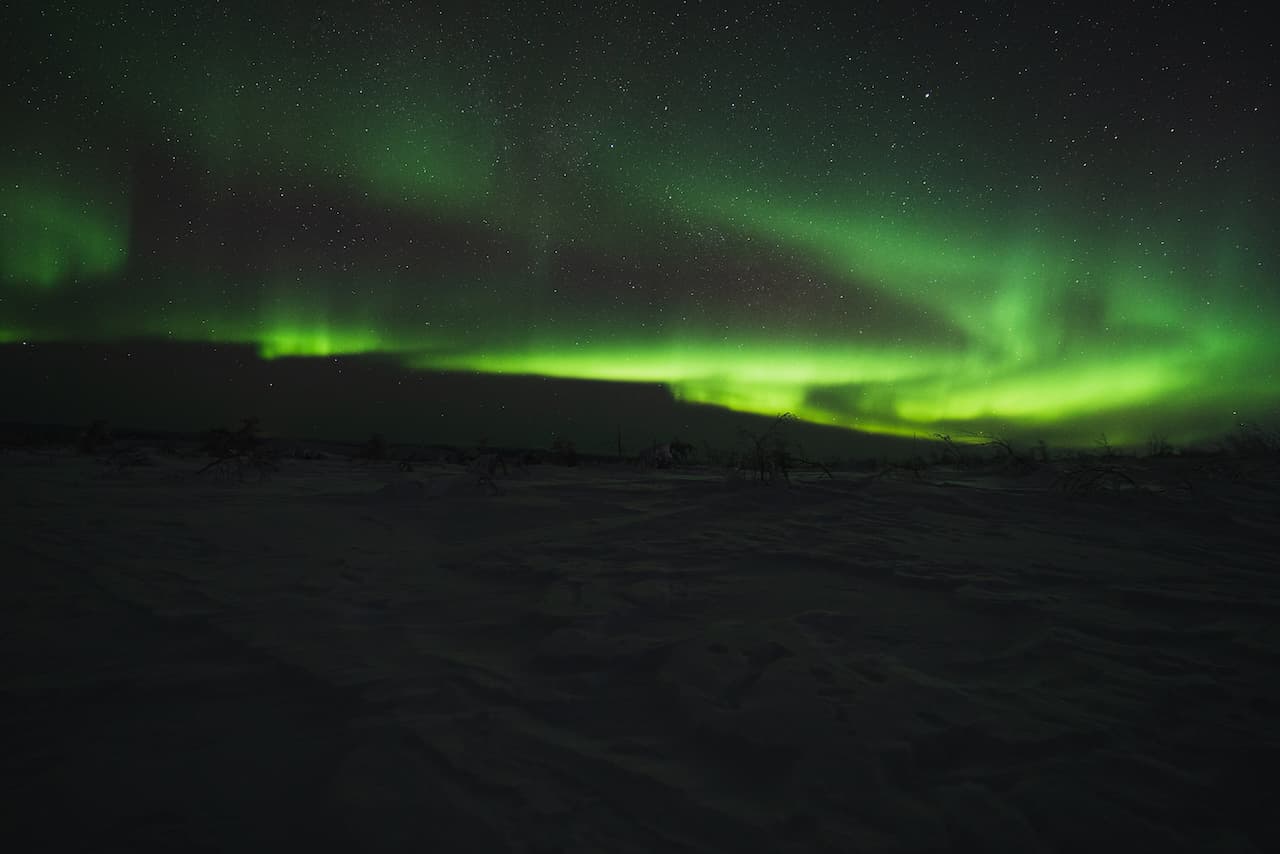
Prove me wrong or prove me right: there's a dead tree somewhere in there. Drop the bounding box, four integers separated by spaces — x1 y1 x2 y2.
740 413 798 484
197 417 272 481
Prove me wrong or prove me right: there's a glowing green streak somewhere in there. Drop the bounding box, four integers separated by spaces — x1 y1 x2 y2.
415 340 946 386
136 276 426 360
147 318 392 360
584 164 1278 443
891 358 1189 424
4 4 1276 448
167 323 391 360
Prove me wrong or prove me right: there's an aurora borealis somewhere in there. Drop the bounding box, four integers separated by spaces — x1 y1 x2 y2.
3 2 1276 447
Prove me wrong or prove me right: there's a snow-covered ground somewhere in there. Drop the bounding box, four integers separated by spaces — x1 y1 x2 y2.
3 448 1277 852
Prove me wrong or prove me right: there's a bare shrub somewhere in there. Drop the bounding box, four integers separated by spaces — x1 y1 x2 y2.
961 430 1039 472
1095 432 1115 458
739 413 797 484
1224 422 1280 457
197 417 274 481
1051 463 1142 494
932 433 966 466
871 456 927 482
468 452 508 494
669 437 696 464
638 441 674 469
1147 433 1175 458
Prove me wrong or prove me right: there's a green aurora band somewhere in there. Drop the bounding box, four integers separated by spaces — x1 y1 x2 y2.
0 157 130 288
2 2 1276 446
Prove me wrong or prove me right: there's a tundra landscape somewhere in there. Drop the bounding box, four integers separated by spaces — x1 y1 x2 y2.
3 1 1277 849
4 424 1277 852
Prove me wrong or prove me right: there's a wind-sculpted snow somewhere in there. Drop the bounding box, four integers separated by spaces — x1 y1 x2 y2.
3 450 1277 851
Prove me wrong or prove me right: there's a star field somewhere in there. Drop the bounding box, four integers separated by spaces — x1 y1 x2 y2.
2 2 1276 445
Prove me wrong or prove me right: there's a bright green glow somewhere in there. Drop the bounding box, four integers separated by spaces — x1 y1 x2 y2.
165 320 391 360
890 358 1188 424
419 341 945 386
0 165 129 287
410 328 1263 445
132 275 433 360
256 328 387 359
3 3 1276 448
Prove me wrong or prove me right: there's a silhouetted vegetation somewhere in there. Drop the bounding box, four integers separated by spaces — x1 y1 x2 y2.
669 437 696 464
639 441 674 468
931 433 966 466
1224 422 1280 457
197 417 273 481
7 412 1279 499
1147 433 1175 458
737 413 793 483
200 417 260 458
1095 432 1115 458
1052 463 1142 494
950 430 1041 473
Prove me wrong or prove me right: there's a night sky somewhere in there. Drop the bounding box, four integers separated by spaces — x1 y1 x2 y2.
2 2 1276 448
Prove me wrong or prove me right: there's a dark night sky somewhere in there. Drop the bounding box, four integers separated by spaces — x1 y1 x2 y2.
2 1 1276 450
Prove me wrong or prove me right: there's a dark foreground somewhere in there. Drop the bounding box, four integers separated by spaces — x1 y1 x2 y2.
3 449 1277 852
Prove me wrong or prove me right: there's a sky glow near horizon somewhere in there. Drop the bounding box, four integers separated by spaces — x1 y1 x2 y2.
2 2 1276 445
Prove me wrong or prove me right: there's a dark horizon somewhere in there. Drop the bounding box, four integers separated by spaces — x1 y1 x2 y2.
7 338 1263 460
3 339 931 459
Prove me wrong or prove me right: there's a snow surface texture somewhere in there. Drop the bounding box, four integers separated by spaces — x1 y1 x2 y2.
2 449 1277 852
